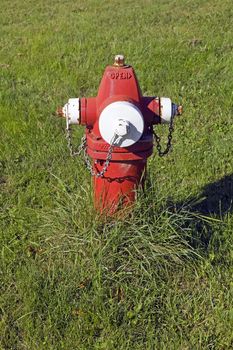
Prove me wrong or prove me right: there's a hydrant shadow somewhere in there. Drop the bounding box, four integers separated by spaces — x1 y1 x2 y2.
186 173 233 217
166 173 233 250
171 173 233 217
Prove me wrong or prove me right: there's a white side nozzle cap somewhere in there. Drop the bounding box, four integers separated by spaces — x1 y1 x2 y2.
63 98 80 125
160 97 172 124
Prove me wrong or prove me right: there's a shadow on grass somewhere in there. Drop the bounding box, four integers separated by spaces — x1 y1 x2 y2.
188 173 233 216
173 173 233 217
168 173 233 251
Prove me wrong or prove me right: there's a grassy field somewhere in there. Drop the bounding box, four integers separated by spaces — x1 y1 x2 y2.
1 0 233 349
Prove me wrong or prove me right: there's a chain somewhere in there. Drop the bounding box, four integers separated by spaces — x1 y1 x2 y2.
66 125 86 157
66 121 115 178
83 135 116 178
153 114 174 157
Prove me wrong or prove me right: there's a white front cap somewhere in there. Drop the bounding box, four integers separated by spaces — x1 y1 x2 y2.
160 97 172 124
63 98 80 125
99 101 144 147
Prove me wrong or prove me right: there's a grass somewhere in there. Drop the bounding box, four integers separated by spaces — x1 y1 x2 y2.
1 0 233 349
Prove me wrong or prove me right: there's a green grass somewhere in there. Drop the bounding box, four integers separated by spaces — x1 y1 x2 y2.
1 0 233 349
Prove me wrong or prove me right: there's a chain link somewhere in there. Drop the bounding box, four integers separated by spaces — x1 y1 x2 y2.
66 122 115 178
82 135 115 178
66 124 86 157
153 114 174 157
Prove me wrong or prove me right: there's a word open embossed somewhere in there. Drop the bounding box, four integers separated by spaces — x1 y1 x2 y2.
110 72 132 80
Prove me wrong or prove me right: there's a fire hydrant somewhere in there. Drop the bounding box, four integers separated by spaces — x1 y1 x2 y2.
57 55 182 214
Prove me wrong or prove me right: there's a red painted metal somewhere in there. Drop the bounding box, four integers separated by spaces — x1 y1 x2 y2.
78 62 162 214
93 159 147 214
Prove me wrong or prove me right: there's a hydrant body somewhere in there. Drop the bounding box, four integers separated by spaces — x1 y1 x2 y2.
58 56 182 214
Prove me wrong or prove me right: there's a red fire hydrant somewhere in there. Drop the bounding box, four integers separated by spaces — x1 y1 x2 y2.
57 55 182 214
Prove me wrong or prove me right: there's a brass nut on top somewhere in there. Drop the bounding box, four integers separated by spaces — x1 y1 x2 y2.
114 54 125 67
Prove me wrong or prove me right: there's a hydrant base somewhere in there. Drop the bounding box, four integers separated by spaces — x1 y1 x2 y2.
93 159 146 215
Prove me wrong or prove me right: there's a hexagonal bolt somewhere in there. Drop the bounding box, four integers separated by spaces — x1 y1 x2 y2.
114 54 125 67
